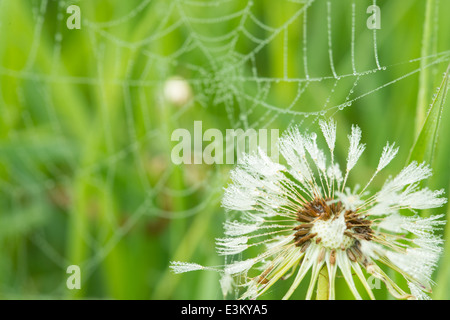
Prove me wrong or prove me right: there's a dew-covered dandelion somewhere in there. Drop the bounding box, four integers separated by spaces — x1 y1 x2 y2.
170 120 447 300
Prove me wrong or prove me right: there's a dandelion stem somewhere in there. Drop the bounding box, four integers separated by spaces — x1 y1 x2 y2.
316 265 329 300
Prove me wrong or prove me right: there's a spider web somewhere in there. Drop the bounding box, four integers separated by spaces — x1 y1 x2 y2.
0 0 449 298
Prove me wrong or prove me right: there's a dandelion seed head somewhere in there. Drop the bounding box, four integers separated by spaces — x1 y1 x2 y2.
170 120 447 300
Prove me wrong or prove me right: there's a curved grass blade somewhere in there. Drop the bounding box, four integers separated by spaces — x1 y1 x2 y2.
407 64 450 166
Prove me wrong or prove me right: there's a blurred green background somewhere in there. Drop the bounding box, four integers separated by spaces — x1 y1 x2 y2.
0 0 449 299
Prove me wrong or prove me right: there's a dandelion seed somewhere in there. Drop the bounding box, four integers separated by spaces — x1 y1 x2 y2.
319 118 337 152
377 142 399 171
169 262 206 274
170 121 447 300
346 124 366 172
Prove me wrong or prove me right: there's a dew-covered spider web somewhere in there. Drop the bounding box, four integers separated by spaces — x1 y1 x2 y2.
0 0 449 298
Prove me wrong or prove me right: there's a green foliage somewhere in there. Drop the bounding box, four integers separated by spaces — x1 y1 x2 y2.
0 0 449 300
408 65 449 166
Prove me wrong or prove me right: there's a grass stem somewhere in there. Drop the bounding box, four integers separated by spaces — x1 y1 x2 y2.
316 265 329 300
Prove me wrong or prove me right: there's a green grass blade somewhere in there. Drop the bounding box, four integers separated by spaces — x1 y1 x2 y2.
414 0 437 138
407 64 450 166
